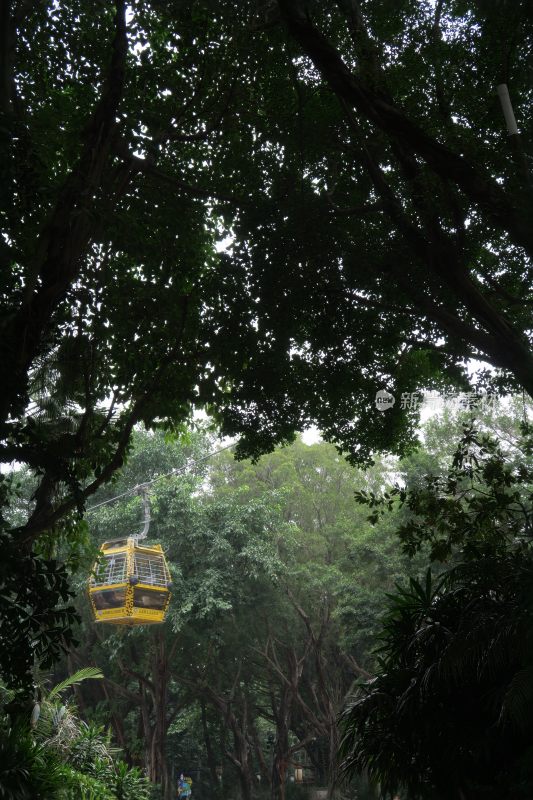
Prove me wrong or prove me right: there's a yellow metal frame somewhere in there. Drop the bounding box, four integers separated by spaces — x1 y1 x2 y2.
89 538 171 625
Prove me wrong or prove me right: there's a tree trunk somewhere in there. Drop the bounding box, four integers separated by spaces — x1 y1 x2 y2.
204 682 255 800
101 681 128 754
152 699 170 799
237 762 253 800
250 717 270 787
152 631 171 800
139 682 153 778
271 686 293 800
271 740 289 800
326 720 339 800
231 697 254 800
201 700 222 797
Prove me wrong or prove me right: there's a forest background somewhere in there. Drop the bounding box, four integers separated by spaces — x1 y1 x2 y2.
4 398 530 800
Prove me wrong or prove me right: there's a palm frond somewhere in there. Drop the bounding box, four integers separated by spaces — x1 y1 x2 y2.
499 666 533 730
47 667 103 700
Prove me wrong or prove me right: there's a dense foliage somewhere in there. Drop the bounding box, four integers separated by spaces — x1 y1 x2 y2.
0 668 151 800
0 526 77 695
341 420 533 799
210 0 533 460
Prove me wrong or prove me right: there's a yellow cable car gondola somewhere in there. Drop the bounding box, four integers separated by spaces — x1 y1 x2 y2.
88 486 171 625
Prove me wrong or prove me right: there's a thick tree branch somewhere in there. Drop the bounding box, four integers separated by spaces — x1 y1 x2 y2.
114 143 250 207
12 294 192 542
338 102 533 393
278 0 533 258
102 677 142 705
13 398 144 543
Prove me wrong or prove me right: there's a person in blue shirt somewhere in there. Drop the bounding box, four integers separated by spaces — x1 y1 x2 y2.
177 773 192 799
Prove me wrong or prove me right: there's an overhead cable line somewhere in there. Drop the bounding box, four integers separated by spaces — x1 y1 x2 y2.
85 441 236 514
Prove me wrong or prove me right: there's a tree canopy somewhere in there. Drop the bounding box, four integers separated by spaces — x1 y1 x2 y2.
210 0 533 460
2 0 532 542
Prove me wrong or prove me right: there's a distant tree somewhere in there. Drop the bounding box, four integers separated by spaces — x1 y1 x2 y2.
70 431 415 800
74 428 287 800
209 438 416 800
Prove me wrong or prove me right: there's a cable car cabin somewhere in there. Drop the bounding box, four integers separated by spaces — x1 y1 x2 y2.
89 538 171 625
